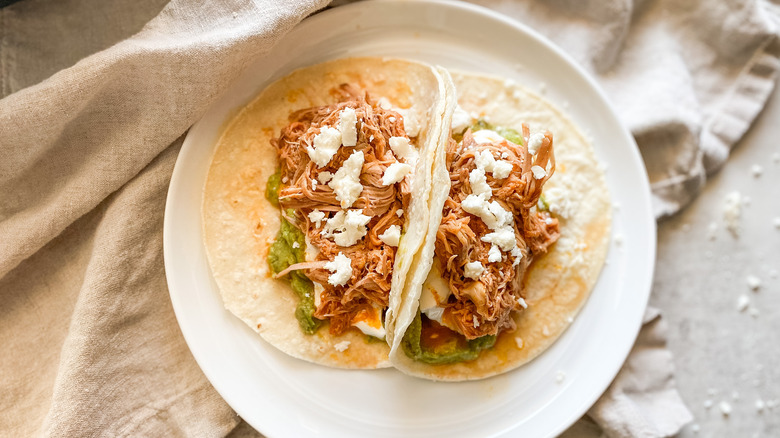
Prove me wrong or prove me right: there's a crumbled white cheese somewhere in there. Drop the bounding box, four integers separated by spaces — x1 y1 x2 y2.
388 116 396 123
468 167 492 199
462 195 513 230
511 246 523 267
737 294 750 312
328 151 364 208
308 126 342 167
481 226 517 251
378 224 401 247
501 151 509 159
311 179 317 191
474 150 495 170
292 241 300 249
317 171 333 184
339 108 357 147
396 108 420 137
746 275 761 291
381 161 412 186
474 150 512 179
325 253 353 287
492 160 513 179
543 187 573 219
751 164 763 177
515 337 524 349
531 165 547 179
723 191 742 236
707 221 718 240
487 245 502 263
719 401 732 416
528 133 546 155
322 209 371 247
516 296 528 309
388 136 416 163
472 317 480 328
490 203 515 230
462 145 525 265
472 129 505 145
396 209 404 217
464 261 484 280
333 340 351 352
308 209 325 227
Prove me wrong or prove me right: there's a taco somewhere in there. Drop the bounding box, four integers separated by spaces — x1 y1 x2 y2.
387 72 612 380
202 57 454 368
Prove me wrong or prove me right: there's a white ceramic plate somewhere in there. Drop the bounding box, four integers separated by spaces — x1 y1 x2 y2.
163 1 655 437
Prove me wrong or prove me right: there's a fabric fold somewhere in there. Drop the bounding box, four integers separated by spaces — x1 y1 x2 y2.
588 308 694 438
0 0 329 279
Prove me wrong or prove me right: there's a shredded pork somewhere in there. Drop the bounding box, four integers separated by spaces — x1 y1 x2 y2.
436 125 560 339
273 84 413 335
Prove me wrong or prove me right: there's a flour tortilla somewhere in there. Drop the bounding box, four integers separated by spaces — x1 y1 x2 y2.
389 72 612 380
202 58 452 369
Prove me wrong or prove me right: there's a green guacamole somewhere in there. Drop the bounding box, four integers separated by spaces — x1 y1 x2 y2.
401 311 496 364
537 194 550 212
453 119 524 146
265 169 281 207
266 173 322 335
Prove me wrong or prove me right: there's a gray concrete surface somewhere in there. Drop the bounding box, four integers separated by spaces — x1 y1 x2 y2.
655 82 780 437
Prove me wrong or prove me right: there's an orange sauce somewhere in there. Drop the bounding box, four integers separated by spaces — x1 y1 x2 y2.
419 317 467 352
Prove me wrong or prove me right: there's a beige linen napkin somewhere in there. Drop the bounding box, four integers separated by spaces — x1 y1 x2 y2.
0 0 328 435
1 0 778 437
